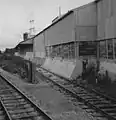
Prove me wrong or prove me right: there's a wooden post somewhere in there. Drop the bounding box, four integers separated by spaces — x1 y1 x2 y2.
27 61 32 82
96 41 100 84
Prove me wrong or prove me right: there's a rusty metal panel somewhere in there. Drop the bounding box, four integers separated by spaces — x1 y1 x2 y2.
45 13 74 46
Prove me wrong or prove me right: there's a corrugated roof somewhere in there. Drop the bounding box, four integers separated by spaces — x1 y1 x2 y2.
15 0 98 49
15 38 33 49
20 39 33 45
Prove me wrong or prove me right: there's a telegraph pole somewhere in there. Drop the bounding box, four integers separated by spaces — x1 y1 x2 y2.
29 19 35 38
28 19 36 83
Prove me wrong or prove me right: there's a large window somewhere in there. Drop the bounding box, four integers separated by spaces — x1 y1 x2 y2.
79 41 97 57
45 42 75 59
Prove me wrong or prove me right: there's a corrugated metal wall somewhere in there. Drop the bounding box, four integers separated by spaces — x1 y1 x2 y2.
34 2 97 59
34 33 45 58
75 2 97 41
45 13 74 46
97 0 116 39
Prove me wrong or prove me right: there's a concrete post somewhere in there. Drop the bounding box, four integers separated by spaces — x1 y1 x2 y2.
113 39 115 59
27 61 32 82
95 41 100 84
31 62 35 83
96 41 100 73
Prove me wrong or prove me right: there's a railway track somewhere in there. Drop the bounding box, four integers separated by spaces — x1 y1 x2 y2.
0 74 53 120
37 67 116 120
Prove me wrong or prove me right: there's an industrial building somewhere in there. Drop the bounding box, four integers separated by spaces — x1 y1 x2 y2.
34 1 97 59
15 34 33 61
16 0 116 80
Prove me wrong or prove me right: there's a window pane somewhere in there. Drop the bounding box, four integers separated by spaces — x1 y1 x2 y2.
107 40 113 59
69 42 75 59
114 39 116 58
99 41 107 58
79 41 97 57
63 44 69 59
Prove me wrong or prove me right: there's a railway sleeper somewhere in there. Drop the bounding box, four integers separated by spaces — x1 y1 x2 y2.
2 95 22 98
2 100 24 104
5 103 31 107
0 88 14 91
98 105 116 109
0 94 16 97
0 111 4 116
79 95 96 99
1 97 17 100
85 98 102 102
0 115 6 120
8 108 35 114
85 109 95 113
0 92 18 96
4 102 28 106
0 111 4 115
107 113 116 116
11 112 39 119
102 108 116 112
2 98 24 102
5 105 32 110
88 99 107 103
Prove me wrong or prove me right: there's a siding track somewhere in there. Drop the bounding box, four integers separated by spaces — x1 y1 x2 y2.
38 67 116 120
0 74 53 120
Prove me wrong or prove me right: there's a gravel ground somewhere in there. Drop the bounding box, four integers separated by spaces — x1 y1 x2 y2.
0 68 97 120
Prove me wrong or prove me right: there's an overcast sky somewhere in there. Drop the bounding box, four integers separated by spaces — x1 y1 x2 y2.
0 0 94 50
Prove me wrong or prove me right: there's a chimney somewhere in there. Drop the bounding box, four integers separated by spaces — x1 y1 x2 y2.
59 6 61 17
23 32 28 41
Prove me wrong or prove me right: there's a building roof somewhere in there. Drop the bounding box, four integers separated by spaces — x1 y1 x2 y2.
15 38 33 49
33 10 73 38
19 38 33 45
15 0 98 49
33 0 97 38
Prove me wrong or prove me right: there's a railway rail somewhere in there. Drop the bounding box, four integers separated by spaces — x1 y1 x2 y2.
0 74 53 120
37 67 116 120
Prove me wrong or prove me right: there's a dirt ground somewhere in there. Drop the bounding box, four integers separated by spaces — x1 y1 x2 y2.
0 68 97 120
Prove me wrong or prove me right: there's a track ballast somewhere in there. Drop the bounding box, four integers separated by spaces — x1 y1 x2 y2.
38 67 116 120
0 74 53 120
